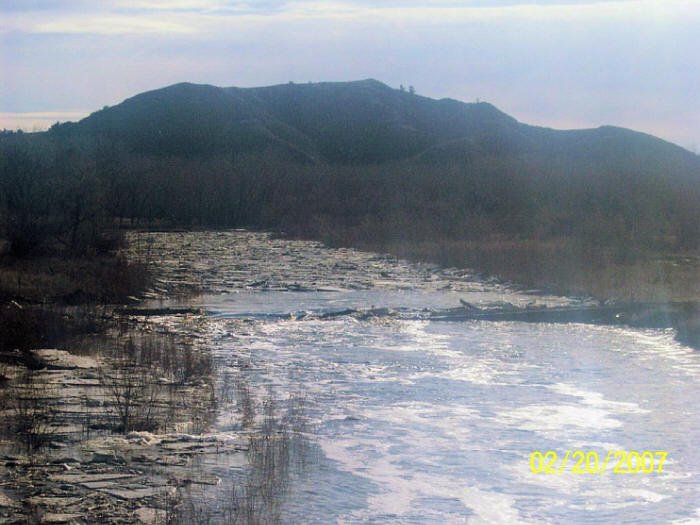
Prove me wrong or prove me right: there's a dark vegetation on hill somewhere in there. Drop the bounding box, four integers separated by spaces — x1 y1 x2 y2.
1 79 700 310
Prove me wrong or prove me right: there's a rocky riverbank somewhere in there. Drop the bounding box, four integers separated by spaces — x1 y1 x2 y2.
0 297 310 524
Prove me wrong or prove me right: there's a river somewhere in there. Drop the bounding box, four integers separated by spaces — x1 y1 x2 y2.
132 230 700 524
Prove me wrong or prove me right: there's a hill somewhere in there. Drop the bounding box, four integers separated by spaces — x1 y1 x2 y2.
51 79 696 167
52 79 521 163
48 80 700 239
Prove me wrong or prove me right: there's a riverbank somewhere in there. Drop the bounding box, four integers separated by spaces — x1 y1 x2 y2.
336 236 700 348
0 231 313 523
0 240 152 357
342 237 700 303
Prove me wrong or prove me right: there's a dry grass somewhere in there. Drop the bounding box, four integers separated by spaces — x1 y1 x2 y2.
0 244 152 357
0 303 98 353
98 334 215 434
0 254 150 304
375 237 700 303
2 370 59 452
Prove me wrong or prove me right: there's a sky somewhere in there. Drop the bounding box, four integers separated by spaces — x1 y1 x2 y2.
1 0 698 151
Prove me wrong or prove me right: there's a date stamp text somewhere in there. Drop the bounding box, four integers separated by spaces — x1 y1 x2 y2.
529 450 668 475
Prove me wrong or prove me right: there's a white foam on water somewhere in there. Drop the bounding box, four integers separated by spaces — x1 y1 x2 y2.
583 325 700 378
567 487 670 511
496 403 622 440
548 383 649 415
323 437 540 524
209 310 700 522
384 320 463 359
494 381 651 441
671 508 700 524
368 402 479 443
412 359 524 386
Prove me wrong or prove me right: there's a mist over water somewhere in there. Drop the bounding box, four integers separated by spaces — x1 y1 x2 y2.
140 231 700 523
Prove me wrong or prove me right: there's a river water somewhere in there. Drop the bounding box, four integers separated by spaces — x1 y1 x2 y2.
134 231 700 524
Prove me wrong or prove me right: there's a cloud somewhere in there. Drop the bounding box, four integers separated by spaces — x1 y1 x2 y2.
0 0 663 36
31 15 194 34
116 0 228 8
0 111 90 131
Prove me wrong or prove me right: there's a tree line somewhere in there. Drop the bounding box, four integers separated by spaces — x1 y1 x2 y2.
1 130 699 262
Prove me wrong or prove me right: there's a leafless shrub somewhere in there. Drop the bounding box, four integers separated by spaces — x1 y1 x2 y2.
0 361 9 384
240 392 312 524
109 335 212 386
171 343 212 386
162 389 311 525
99 361 162 433
98 335 215 434
235 379 255 430
6 371 58 452
218 369 236 405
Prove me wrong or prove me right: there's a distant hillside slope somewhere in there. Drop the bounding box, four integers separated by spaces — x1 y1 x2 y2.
51 79 697 169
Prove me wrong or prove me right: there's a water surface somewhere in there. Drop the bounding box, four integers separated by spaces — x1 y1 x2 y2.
137 231 700 524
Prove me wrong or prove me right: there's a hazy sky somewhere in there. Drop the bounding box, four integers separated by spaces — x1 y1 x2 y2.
1 0 698 150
